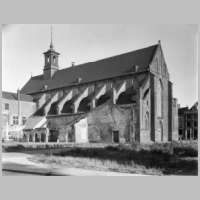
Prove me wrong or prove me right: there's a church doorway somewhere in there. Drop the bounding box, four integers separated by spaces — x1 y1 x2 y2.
113 131 119 143
49 130 59 142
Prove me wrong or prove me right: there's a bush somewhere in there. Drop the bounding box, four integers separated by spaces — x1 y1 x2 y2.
105 145 119 151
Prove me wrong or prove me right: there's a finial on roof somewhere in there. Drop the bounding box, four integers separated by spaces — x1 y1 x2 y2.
50 25 54 49
158 40 161 44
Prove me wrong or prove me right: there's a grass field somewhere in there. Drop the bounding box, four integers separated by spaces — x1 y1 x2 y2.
29 141 198 176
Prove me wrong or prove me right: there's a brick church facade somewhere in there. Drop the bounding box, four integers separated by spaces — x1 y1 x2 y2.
21 40 178 143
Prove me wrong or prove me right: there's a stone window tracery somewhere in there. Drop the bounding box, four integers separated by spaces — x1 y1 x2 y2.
145 112 149 129
155 58 158 73
157 79 163 117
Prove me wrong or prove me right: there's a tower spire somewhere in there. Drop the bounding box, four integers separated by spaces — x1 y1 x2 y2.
50 25 54 49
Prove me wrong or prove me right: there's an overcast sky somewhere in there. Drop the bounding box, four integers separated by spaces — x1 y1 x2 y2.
2 24 198 108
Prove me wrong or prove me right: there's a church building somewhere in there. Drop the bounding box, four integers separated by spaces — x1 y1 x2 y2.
21 38 178 143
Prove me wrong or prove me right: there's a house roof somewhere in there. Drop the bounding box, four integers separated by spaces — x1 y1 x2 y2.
178 107 188 114
23 116 46 130
190 102 198 111
2 91 34 103
21 44 158 95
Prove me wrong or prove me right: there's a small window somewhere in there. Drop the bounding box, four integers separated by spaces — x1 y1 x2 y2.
22 117 26 125
47 56 50 62
13 116 19 125
194 122 197 127
186 115 190 120
53 56 56 63
5 103 9 110
186 122 190 128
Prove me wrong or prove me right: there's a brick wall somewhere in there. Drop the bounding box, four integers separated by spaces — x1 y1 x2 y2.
88 102 138 143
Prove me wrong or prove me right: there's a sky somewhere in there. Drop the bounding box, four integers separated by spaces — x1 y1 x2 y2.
2 24 198 108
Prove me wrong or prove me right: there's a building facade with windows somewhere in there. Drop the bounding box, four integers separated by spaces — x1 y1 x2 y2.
20 39 179 143
178 102 198 140
2 90 36 139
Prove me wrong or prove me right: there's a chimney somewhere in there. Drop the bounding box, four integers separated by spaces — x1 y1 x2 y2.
77 77 82 84
43 85 48 90
71 62 75 67
17 88 21 125
132 65 139 72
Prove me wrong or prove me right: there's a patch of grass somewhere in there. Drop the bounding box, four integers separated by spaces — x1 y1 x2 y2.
29 154 162 175
29 141 198 175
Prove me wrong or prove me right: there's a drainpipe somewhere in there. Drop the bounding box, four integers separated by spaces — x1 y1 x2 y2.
17 88 21 126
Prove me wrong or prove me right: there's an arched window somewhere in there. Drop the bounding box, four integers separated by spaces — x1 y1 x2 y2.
47 56 49 63
145 112 149 129
157 79 163 117
53 56 56 63
155 58 158 73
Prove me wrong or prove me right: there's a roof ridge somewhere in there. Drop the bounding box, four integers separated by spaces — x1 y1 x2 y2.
57 44 159 72
30 44 158 76
86 44 158 64
21 43 158 94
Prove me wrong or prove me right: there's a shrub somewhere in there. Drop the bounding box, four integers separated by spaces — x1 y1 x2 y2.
105 145 119 151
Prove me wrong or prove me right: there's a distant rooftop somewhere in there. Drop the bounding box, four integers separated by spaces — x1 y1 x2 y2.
2 91 34 103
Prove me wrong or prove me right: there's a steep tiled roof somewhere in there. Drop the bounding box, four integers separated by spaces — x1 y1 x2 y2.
21 44 158 95
2 91 34 102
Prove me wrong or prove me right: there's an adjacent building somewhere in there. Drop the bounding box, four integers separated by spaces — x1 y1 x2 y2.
178 102 198 140
20 40 179 143
2 90 36 139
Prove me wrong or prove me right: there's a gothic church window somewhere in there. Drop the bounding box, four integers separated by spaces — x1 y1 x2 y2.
155 58 158 73
157 79 163 117
145 112 149 129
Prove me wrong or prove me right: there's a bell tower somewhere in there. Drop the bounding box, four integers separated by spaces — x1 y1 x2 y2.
43 26 60 80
